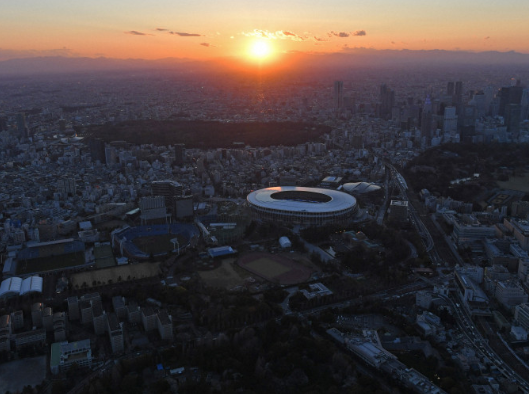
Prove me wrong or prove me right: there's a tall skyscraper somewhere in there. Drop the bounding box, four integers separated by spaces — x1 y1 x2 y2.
443 106 458 136
151 180 183 216
173 144 186 166
505 104 521 136
420 96 433 143
447 82 455 96
520 88 529 120
455 81 463 102
498 85 523 117
89 138 106 164
334 81 343 112
0 115 7 131
16 112 28 139
379 84 395 120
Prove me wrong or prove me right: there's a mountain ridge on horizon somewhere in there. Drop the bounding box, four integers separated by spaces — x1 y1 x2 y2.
1 48 528 76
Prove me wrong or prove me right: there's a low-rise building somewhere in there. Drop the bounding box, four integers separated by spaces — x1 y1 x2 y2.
14 328 46 349
92 304 107 335
53 312 68 342
31 302 44 327
50 339 92 375
127 304 141 324
43 307 54 331
451 215 496 246
107 313 124 354
504 218 529 251
514 303 529 332
495 280 528 309
11 310 24 331
67 296 79 321
157 310 173 341
112 296 127 320
142 307 157 332
0 315 11 352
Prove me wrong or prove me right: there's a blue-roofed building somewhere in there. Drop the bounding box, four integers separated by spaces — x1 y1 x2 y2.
207 246 237 258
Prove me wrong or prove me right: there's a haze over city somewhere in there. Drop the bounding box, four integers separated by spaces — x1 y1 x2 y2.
1 0 529 66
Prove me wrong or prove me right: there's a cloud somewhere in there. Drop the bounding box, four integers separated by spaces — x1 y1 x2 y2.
170 31 202 37
484 36 490 40
125 30 148 36
242 29 276 39
200 42 216 47
156 28 168 32
330 31 350 38
313 36 328 42
241 29 306 41
328 30 366 38
276 30 305 41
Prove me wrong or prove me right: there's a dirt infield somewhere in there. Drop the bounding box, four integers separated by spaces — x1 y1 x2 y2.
198 258 247 290
237 252 315 285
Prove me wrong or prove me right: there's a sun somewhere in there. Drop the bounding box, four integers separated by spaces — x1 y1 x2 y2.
249 40 272 60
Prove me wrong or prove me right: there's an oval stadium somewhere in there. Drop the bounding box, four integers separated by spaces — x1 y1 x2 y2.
111 224 199 260
247 186 357 226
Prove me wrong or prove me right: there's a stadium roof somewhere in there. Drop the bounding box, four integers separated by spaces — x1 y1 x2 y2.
247 186 357 213
342 182 381 194
0 276 43 298
0 277 22 298
20 276 43 295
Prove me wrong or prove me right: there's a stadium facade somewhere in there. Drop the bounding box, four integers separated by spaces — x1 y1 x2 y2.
247 186 357 226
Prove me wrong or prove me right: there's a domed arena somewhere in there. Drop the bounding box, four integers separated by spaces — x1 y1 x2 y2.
342 182 381 194
247 186 357 226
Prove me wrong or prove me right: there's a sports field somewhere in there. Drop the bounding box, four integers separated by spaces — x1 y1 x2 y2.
132 233 187 255
198 258 247 290
238 252 315 285
16 252 85 275
497 173 529 192
71 262 160 289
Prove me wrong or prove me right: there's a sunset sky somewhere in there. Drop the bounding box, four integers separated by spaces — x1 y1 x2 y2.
1 0 529 62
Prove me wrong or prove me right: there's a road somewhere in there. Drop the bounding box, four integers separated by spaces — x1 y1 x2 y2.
386 163 463 267
437 294 529 393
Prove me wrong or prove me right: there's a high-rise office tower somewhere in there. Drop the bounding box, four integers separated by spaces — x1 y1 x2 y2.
443 106 458 136
521 88 529 120
16 113 28 139
88 138 106 164
0 115 7 131
447 82 455 96
105 146 117 167
151 180 183 216
334 81 343 112
498 85 523 117
420 96 433 142
505 104 521 135
379 84 395 120
173 144 186 166
455 81 463 101
472 91 487 117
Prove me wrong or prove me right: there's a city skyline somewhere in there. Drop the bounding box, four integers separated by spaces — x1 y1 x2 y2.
1 0 529 65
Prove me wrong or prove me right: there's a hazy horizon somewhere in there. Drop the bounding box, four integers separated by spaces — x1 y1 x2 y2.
2 0 529 65
1 47 529 77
